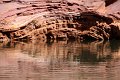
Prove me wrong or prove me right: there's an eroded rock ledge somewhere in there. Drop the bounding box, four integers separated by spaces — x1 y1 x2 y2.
0 0 120 42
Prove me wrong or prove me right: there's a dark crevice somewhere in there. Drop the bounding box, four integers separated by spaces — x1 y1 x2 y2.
105 0 118 6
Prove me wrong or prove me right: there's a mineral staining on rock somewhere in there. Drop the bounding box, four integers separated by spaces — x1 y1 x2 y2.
0 0 120 42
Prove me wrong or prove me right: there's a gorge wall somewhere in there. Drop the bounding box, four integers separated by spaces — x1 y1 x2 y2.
0 0 120 42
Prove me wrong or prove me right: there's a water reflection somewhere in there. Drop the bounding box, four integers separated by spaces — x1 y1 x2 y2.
0 40 120 80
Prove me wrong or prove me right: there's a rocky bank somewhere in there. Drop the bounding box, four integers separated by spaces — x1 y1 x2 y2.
0 0 120 42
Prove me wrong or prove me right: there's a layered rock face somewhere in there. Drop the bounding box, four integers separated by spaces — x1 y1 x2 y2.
0 0 120 42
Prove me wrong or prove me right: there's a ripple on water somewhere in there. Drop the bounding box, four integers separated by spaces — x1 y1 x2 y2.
0 40 120 80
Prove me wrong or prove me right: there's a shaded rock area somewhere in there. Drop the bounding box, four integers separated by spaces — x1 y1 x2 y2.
0 0 120 42
105 0 118 6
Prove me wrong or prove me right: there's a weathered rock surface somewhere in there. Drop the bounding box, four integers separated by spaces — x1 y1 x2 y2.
0 0 120 42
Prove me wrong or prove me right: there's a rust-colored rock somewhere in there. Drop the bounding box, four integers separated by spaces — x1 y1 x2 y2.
0 0 120 42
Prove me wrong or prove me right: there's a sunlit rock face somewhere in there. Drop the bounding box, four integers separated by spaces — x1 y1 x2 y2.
68 0 106 13
0 0 119 42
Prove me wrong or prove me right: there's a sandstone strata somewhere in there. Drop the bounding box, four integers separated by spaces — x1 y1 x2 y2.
0 0 120 42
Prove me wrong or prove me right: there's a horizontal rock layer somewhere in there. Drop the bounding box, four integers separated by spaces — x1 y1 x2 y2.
0 0 120 42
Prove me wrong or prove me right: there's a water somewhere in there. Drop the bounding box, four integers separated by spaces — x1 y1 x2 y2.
0 40 120 80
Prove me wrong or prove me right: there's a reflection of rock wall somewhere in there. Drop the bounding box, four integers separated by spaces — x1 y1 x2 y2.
0 40 120 80
8 40 119 62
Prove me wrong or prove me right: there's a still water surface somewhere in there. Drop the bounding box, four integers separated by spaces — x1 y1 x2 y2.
0 40 120 80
